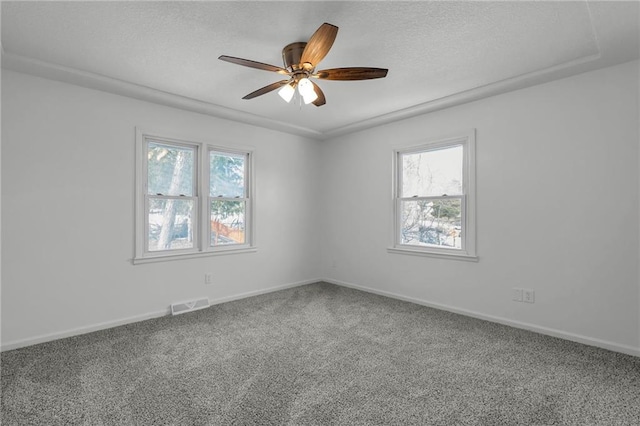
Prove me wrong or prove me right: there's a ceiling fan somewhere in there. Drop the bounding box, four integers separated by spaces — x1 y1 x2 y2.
219 23 388 107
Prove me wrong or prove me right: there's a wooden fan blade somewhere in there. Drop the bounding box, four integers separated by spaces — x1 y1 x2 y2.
311 81 326 107
242 80 289 99
300 23 338 68
314 67 388 81
219 55 289 75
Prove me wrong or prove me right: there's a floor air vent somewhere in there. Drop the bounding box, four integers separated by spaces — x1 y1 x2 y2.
171 297 210 316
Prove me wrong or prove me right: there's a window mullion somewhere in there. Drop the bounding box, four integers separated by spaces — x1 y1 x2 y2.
148 195 197 201
199 145 208 252
398 195 463 202
211 197 248 202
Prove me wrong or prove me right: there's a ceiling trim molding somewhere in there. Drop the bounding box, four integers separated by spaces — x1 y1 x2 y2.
2 49 607 141
323 51 603 139
1 51 324 140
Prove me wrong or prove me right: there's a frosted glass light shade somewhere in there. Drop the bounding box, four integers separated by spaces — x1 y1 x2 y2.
278 83 295 103
302 92 318 104
298 78 318 104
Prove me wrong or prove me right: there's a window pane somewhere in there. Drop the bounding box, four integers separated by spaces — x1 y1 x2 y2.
400 199 462 249
148 198 194 251
210 152 245 198
147 142 194 196
211 200 245 246
402 145 463 197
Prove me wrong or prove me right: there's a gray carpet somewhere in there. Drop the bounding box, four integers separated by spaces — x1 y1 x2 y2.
2 282 639 425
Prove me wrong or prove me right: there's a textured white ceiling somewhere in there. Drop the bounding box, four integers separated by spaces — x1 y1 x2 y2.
2 1 638 139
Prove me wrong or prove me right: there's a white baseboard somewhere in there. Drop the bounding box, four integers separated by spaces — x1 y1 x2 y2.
5 277 637 357
207 278 319 307
1 309 170 352
323 278 640 358
1 278 318 352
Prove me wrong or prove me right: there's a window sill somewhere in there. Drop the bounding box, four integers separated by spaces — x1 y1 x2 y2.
387 247 478 262
133 247 257 265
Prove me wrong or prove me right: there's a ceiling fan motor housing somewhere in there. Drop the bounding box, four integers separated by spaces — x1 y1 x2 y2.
282 42 307 72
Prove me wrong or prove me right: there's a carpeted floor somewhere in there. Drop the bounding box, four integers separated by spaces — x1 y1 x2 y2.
2 282 639 425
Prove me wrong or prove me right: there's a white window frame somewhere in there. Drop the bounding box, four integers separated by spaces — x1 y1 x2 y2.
388 130 477 261
134 129 255 264
206 147 252 252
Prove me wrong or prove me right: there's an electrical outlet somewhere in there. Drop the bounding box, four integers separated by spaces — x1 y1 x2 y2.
512 288 523 302
523 289 535 303
204 274 213 285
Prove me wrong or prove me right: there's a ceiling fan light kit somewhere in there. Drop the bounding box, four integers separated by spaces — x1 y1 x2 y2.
219 23 388 107
297 78 318 104
278 82 296 103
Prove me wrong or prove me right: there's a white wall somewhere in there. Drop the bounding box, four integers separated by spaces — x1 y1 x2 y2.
1 70 322 348
3 61 639 355
319 61 640 353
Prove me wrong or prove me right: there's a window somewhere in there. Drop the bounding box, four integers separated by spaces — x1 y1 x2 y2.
390 131 476 260
209 150 249 247
135 130 254 263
